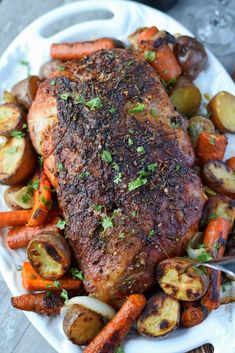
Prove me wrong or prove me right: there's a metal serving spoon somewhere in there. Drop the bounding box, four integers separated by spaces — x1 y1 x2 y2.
183 255 235 280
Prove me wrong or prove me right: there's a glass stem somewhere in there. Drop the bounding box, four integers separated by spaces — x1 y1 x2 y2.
211 0 228 27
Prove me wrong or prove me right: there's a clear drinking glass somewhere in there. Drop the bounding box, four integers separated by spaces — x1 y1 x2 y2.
193 0 235 56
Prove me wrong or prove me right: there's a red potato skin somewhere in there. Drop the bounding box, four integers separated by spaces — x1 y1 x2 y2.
226 157 235 171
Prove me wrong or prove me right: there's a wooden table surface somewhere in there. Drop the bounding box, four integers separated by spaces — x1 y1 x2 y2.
0 0 234 352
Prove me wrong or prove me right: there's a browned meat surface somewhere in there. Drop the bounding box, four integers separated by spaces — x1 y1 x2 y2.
29 49 206 302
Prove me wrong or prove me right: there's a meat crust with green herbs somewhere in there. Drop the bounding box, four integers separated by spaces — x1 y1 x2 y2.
28 49 206 301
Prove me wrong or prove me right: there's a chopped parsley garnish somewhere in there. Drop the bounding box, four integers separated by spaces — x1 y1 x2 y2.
197 251 213 262
58 66 65 71
147 163 158 172
7 147 17 154
101 150 112 163
128 177 147 191
19 60 30 75
38 156 44 166
150 108 158 117
56 219 67 230
176 163 181 172
115 347 125 353
85 97 102 110
128 137 133 146
170 121 180 128
138 169 149 178
210 136 215 145
57 162 64 171
109 106 117 113
60 289 69 304
112 162 120 172
74 94 85 104
114 172 122 184
128 128 134 134
69 267 85 280
164 69 169 74
59 92 70 100
93 204 103 212
148 229 155 238
144 50 156 62
119 232 125 240
136 146 145 154
54 280 61 288
101 215 113 231
46 291 53 297
128 103 145 113
22 123 28 129
40 196 51 209
130 210 137 217
127 60 133 66
50 80 56 86
209 212 217 220
77 171 90 179
21 187 33 204
11 130 24 139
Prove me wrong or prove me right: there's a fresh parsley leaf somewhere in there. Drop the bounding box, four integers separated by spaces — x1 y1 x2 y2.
147 163 158 172
136 146 145 154
29 179 39 190
56 219 67 230
101 150 112 163
148 229 155 237
109 106 117 113
74 94 85 104
85 97 102 110
7 147 17 154
77 171 90 179
21 187 33 204
40 196 51 209
101 215 113 231
50 80 56 86
128 177 147 191
130 210 137 217
22 123 28 129
144 50 156 62
138 169 149 178
150 108 158 117
69 267 85 280
170 121 180 128
38 156 44 166
115 346 125 353
128 137 133 146
59 92 70 100
209 212 217 220
127 60 133 66
46 291 53 297
210 136 215 145
164 69 169 74
58 66 65 71
54 280 61 288
93 204 103 212
57 162 64 171
175 164 181 172
60 289 69 303
128 128 134 135
197 251 213 262
114 172 122 184
128 103 145 113
11 130 24 139
119 232 125 240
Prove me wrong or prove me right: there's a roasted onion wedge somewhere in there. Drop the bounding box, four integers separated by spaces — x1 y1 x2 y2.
27 231 71 280
156 257 209 301
137 293 180 338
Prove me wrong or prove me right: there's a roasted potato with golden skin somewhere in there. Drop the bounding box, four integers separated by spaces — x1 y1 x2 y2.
208 91 235 133
174 36 208 79
11 75 41 110
0 137 36 185
63 304 104 345
170 79 202 116
188 116 215 148
4 185 34 210
203 160 235 196
27 231 71 280
3 91 18 104
39 60 62 80
156 257 209 301
0 104 24 136
137 293 180 338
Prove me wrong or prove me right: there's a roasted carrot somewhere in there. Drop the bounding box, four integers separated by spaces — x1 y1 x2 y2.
6 217 61 249
196 132 228 165
0 210 31 228
138 26 158 42
201 217 231 311
151 44 182 81
11 292 64 316
27 170 52 227
181 301 209 328
84 294 146 353
51 38 117 61
226 156 235 171
21 262 82 291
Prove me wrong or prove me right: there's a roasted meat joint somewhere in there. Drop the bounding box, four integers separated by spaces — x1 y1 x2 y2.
28 49 206 302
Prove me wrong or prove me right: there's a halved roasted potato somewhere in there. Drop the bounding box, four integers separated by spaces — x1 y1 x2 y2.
156 257 209 301
137 293 180 338
27 231 71 280
203 160 235 196
208 91 235 133
39 60 62 80
0 137 36 185
0 103 24 136
3 90 18 104
188 115 215 148
4 185 34 210
11 75 41 110
63 304 104 345
170 79 202 116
